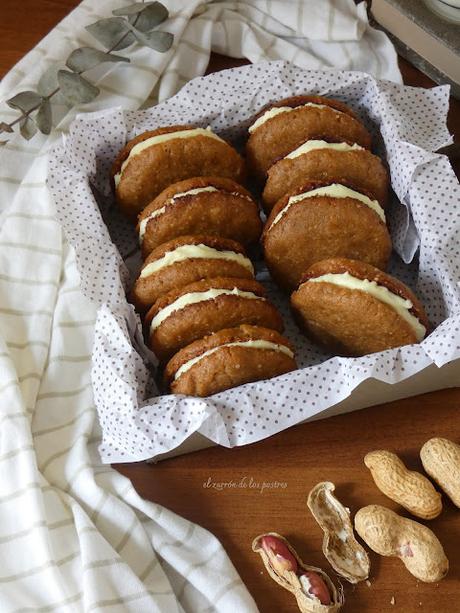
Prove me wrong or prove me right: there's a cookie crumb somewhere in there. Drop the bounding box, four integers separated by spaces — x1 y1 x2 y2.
365 579 372 588
390 596 395 605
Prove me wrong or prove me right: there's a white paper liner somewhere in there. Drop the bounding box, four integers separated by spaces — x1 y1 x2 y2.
48 61 460 463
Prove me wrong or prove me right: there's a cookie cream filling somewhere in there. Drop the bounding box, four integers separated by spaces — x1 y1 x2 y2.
138 187 219 242
114 127 224 186
285 140 364 160
174 340 294 381
270 183 385 228
150 288 264 331
140 244 254 279
307 272 426 341
248 103 336 133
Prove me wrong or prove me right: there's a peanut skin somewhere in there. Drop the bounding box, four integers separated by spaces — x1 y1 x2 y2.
420 437 460 508
299 571 331 605
364 450 442 519
354 505 449 583
261 534 298 574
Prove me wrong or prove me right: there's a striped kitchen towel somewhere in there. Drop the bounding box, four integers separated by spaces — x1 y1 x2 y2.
0 1 400 611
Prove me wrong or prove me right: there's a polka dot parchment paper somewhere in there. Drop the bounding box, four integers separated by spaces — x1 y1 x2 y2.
48 61 460 463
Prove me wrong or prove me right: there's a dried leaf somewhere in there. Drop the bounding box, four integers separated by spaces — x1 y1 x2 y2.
132 2 169 32
37 65 60 97
57 70 100 106
7 91 43 113
133 29 173 52
35 99 52 135
0 122 14 134
86 17 134 51
0 140 9 147
66 47 129 73
19 117 37 140
112 2 156 16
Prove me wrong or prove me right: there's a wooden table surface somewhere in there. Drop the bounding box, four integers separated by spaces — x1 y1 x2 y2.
2 2 459 612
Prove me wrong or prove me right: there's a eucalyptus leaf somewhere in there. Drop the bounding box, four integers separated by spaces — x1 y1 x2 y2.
112 2 155 16
37 65 60 97
0 122 14 133
133 29 173 52
58 70 100 106
66 47 129 73
7 91 43 113
35 99 52 135
111 32 137 51
20 117 37 140
86 17 133 51
132 2 169 32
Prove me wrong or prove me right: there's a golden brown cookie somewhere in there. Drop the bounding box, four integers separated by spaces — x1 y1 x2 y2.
144 277 284 362
262 144 388 212
164 325 297 397
246 96 371 182
112 126 246 217
262 180 392 292
137 176 262 258
131 235 254 311
291 258 429 356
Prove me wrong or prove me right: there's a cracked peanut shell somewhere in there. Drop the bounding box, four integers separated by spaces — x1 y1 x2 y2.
253 532 343 612
307 482 370 583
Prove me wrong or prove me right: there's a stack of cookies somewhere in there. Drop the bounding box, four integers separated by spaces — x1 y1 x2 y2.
246 95 429 356
111 102 430 398
112 126 297 397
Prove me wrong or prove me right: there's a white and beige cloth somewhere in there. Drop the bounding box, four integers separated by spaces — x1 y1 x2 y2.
0 1 400 611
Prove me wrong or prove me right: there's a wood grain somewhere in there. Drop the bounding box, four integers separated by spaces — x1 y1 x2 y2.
1 0 80 77
2 3 460 612
116 388 460 613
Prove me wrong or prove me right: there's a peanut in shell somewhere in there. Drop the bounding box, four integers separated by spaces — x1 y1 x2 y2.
364 450 442 519
420 437 460 508
354 505 448 583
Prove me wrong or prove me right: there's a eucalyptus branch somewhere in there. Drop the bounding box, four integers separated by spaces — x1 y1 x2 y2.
0 1 173 143
3 87 59 133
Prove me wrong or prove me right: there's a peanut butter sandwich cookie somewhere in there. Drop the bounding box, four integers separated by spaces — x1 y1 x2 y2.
137 176 262 257
291 258 429 356
262 180 391 292
164 325 297 397
131 235 254 311
246 95 371 181
144 277 284 362
262 140 388 212
112 126 246 217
